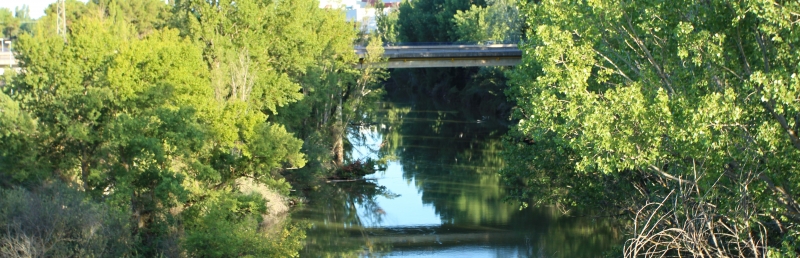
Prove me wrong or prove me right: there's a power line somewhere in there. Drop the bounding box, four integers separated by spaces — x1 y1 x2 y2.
56 0 66 42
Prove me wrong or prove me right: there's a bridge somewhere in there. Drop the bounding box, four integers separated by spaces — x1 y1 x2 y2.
355 44 521 69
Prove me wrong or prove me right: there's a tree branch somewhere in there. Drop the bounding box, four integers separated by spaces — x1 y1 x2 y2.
761 99 800 151
649 165 694 185
622 16 675 96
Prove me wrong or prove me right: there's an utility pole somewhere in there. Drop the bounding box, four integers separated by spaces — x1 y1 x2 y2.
56 0 67 42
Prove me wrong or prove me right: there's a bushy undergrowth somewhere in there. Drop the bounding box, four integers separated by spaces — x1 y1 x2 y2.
0 183 132 257
182 192 306 258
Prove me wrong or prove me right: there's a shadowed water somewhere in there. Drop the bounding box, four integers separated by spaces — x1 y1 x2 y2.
294 100 623 257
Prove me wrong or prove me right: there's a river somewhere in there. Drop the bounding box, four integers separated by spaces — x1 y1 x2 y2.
293 98 623 257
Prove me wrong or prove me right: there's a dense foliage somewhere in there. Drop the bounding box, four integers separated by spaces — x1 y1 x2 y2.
0 6 34 39
0 0 381 256
504 0 800 256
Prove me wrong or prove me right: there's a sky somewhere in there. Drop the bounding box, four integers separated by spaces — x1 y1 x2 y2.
1 0 55 19
318 0 360 8
3 0 397 19
1 0 86 19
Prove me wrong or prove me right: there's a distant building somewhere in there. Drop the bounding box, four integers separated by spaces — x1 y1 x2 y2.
0 38 16 75
362 0 380 6
0 38 11 52
364 0 401 8
345 7 358 22
320 0 402 32
319 0 362 9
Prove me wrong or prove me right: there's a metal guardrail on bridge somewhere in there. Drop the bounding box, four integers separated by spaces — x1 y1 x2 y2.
354 44 522 68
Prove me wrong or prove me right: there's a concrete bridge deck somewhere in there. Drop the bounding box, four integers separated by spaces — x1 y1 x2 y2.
355 44 521 68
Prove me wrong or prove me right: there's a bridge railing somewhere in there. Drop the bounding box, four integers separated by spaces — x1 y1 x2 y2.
354 43 521 58
354 39 521 48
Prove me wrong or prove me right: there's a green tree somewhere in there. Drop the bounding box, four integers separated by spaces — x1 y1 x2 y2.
482 0 521 42
170 0 315 191
396 0 486 43
453 5 490 43
506 0 800 255
10 13 213 252
11 14 133 192
453 0 521 43
375 0 399 44
0 8 21 38
95 0 171 36
0 91 41 186
0 6 34 39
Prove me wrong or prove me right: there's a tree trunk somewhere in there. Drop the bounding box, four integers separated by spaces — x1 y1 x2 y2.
333 125 343 166
333 95 344 166
81 151 90 192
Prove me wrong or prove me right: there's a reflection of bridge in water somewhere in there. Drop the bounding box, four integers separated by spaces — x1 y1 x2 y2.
340 224 525 250
355 44 522 69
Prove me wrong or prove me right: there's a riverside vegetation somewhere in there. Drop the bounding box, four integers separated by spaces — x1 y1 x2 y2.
501 0 800 257
0 0 385 256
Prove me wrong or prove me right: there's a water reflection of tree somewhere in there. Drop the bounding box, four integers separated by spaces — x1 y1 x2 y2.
492 207 626 257
373 99 624 256
298 179 394 257
296 101 407 257
357 102 412 164
300 99 623 257
381 100 516 226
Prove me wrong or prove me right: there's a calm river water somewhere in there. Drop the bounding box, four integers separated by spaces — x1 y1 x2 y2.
294 99 623 257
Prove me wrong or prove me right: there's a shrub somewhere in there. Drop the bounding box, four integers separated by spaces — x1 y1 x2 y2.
0 183 132 257
182 192 305 257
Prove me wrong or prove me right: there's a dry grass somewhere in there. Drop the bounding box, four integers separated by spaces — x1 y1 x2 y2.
624 166 767 258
